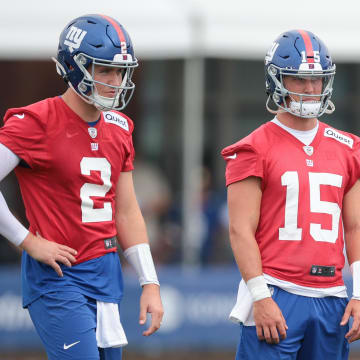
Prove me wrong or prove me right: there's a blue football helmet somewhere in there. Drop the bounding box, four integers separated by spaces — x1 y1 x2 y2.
53 14 138 111
264 29 336 118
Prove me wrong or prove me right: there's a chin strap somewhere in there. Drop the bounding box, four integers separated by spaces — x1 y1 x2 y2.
289 100 321 118
266 95 336 118
265 96 279 115
324 100 335 114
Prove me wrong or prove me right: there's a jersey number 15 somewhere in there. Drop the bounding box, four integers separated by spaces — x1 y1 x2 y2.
279 171 342 244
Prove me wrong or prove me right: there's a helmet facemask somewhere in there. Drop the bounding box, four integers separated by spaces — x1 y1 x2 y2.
266 63 336 118
73 53 137 111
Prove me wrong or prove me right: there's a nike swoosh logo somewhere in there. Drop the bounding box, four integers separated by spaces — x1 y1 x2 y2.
227 153 237 160
63 341 80 350
66 132 78 138
14 113 25 119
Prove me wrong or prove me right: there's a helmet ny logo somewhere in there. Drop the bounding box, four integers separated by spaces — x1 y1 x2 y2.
264 42 279 65
64 26 87 53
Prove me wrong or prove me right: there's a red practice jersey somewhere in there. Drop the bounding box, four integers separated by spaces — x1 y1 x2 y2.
0 96 135 264
222 121 360 288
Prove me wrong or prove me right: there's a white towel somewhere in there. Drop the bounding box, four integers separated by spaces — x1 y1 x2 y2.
229 279 255 326
96 301 128 348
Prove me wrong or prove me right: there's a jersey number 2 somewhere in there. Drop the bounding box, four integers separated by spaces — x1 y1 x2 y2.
279 171 342 243
80 157 112 223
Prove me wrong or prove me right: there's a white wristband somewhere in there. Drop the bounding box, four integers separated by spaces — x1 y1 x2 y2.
124 243 160 287
351 261 360 299
246 275 271 302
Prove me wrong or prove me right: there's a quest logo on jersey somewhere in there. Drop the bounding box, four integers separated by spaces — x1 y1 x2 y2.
324 128 353 148
103 112 129 131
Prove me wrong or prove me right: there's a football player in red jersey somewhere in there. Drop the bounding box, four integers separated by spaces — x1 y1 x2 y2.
222 30 360 359
0 14 163 359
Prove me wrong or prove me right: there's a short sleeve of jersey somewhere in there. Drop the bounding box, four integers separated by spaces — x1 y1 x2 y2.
221 142 264 186
0 109 47 169
122 135 135 172
346 138 360 193
120 114 135 172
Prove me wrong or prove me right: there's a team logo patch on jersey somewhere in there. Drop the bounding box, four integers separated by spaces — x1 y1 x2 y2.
88 127 97 139
91 143 98 151
306 159 313 167
103 111 129 131
324 128 353 148
303 146 313 156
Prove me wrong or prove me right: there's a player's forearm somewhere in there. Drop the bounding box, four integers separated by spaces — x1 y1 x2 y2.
227 177 263 281
345 229 360 265
0 143 28 245
229 225 263 282
116 206 159 287
115 205 150 250
0 191 29 246
343 179 360 265
230 227 272 301
345 232 360 301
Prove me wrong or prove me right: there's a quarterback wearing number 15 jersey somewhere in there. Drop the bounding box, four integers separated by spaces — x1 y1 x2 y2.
222 119 360 288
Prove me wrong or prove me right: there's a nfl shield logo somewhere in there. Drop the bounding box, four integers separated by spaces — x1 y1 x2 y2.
303 146 313 156
88 127 97 139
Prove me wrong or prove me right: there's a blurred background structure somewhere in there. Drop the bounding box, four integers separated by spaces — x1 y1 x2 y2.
2 0 360 358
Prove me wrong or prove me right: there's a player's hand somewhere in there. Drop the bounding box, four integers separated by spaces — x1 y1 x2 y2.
341 298 360 343
19 232 77 277
139 283 164 336
253 297 288 344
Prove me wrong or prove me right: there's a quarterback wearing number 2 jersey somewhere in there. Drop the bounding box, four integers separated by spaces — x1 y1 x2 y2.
0 96 134 264
0 96 134 305
223 120 360 288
